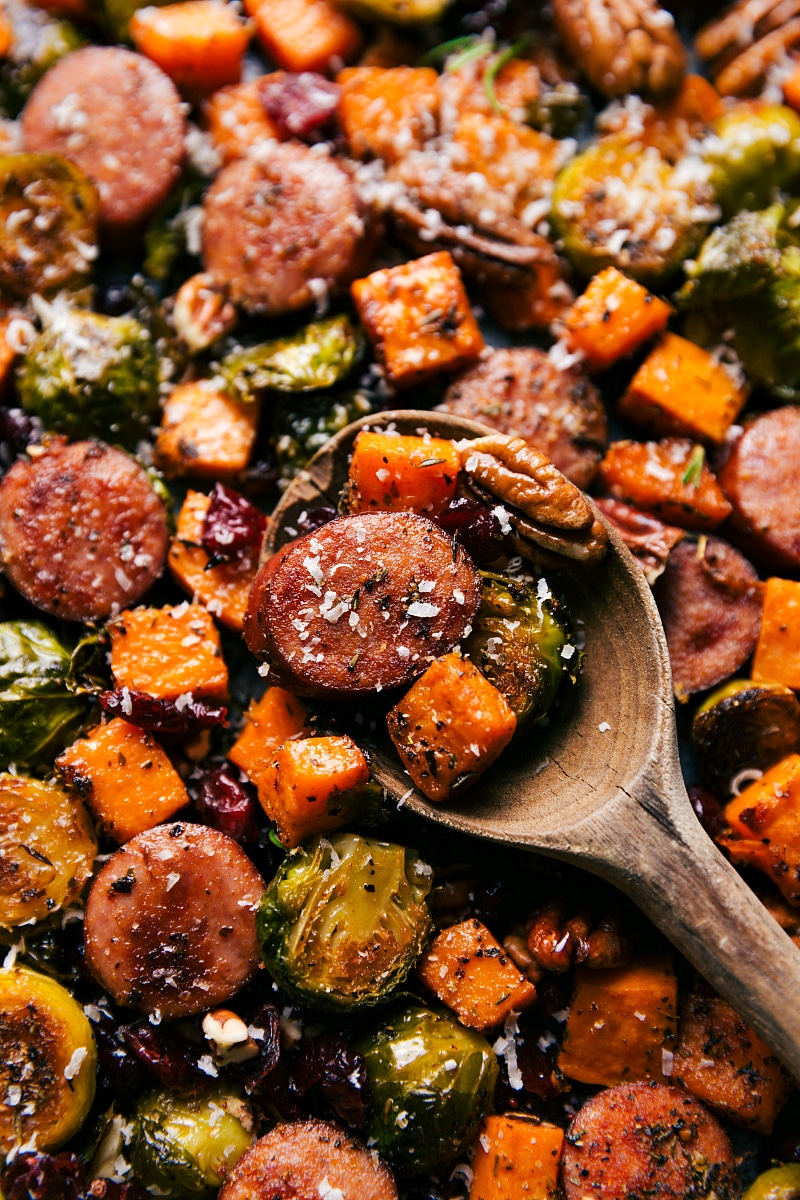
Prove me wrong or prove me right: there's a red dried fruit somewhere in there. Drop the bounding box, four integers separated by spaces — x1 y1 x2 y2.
202 482 267 562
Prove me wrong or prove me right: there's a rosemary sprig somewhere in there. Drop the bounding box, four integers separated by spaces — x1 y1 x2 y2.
682 444 705 488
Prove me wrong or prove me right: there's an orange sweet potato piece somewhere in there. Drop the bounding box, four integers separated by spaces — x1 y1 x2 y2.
130 1 251 94
110 603 229 702
348 430 460 517
469 1115 563 1200
244 0 361 74
564 267 671 372
558 957 678 1088
257 734 370 847
229 685 310 787
482 259 574 333
168 491 258 631
0 6 11 61
719 754 800 905
784 61 800 113
57 718 189 843
441 56 543 122
386 652 516 803
417 919 536 1031
337 66 439 163
597 438 732 531
352 251 484 387
752 577 800 690
674 991 792 1133
451 113 563 214
203 78 280 163
0 316 17 398
618 333 747 445
155 381 259 481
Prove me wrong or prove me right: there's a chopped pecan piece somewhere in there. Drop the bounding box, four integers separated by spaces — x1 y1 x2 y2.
696 0 800 96
459 432 608 565
552 0 686 98
526 900 630 972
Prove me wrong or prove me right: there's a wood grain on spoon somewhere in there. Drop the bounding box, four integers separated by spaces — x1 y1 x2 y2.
267 409 800 1082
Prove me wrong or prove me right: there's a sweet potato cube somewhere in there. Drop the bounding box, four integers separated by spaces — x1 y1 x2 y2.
203 79 280 163
130 1 250 94
674 992 791 1133
558 957 678 1087
565 267 672 372
338 66 439 163
417 919 536 1031
784 61 800 113
352 251 484 388
168 491 258 631
154 381 259 481
110 603 228 702
482 259 574 333
753 577 800 690
229 685 310 787
386 653 516 803
244 0 361 74
257 734 370 847
57 719 189 843
618 333 747 445
0 316 17 397
348 431 460 517
720 754 800 905
598 438 732 531
469 1115 563 1200
452 113 562 211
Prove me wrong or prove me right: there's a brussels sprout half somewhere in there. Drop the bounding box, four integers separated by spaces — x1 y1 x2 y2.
692 680 800 798
356 1005 498 1176
256 833 433 1012
742 1164 800 1200
218 315 364 403
0 620 90 770
703 104 800 220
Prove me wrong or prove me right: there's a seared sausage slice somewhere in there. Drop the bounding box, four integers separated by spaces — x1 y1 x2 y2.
718 407 800 572
654 536 762 703
219 1120 398 1200
84 823 264 1018
441 347 607 489
202 143 365 314
22 46 185 237
245 512 481 699
561 1082 738 1200
0 439 169 621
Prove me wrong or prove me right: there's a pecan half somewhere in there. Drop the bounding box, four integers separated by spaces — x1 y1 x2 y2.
526 900 630 972
696 0 800 95
553 0 686 98
459 433 608 565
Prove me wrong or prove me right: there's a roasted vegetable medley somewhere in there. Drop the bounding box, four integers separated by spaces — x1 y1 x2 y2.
4 0 800 1195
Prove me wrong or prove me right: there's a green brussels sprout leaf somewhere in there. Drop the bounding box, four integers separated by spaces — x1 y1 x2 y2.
218 315 364 403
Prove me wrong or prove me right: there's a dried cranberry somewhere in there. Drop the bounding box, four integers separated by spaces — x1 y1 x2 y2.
193 764 260 845
688 784 728 840
0 407 41 466
87 1181 151 1200
119 1020 207 1090
1 1152 86 1200
516 1038 562 1100
259 72 341 140
294 1032 369 1129
94 1014 150 1101
202 482 266 562
99 689 227 733
238 1004 282 1097
294 506 338 536
435 498 511 566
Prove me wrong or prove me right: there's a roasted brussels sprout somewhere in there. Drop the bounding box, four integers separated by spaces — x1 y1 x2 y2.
271 390 374 486
337 0 451 21
0 154 99 304
464 572 577 728
0 0 82 117
692 680 800 798
743 1165 800 1200
356 1005 498 1176
218 315 363 403
678 205 784 308
131 1087 254 1197
0 620 90 769
17 307 160 446
256 833 433 1011
704 104 800 220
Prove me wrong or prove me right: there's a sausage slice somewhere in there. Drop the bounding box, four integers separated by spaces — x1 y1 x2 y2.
219 1120 398 1200
441 347 607 489
244 512 481 698
561 1082 738 1200
22 46 185 237
0 439 169 621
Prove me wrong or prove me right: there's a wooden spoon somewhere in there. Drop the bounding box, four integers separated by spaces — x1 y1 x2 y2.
266 409 800 1080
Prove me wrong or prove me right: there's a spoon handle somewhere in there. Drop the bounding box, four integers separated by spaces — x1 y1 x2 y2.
591 777 800 1081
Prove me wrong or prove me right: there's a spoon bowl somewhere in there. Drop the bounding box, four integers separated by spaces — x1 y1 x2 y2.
267 409 800 1079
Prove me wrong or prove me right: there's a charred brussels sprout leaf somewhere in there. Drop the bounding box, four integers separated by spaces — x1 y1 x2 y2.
464 573 578 727
692 679 800 798
704 104 800 220
131 1088 254 1196
0 0 82 117
0 621 90 768
218 315 363 402
256 833 433 1012
356 1005 498 1176
17 308 160 447
270 390 374 486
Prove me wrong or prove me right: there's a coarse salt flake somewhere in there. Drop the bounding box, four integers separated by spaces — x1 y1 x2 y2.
64 1047 88 1081
406 601 440 618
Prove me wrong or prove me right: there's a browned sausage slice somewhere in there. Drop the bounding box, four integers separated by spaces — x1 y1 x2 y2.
245 512 481 699
84 823 264 1018
219 1121 398 1200
202 143 365 314
22 46 185 237
717 407 800 573
0 439 169 621
441 347 607 489
561 1082 738 1200
654 536 762 703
